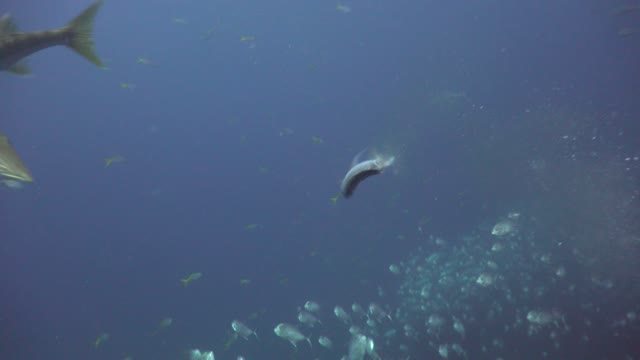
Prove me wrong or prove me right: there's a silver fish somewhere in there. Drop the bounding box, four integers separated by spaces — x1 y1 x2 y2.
189 349 214 360
273 323 310 348
318 335 333 349
334 305 351 324
348 334 367 360
231 320 258 340
304 300 321 312
368 303 392 322
491 219 516 236
351 303 365 316
298 311 321 327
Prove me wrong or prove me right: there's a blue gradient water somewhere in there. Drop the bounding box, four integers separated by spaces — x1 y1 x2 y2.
2 1 639 359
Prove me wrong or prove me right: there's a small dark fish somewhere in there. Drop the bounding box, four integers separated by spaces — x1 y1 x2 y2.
0 0 104 75
618 27 640 37
340 150 395 199
611 4 640 16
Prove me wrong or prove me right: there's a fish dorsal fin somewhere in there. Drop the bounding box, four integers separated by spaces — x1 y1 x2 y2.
351 148 368 167
0 14 18 35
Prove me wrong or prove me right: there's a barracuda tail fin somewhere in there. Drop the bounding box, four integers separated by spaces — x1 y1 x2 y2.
65 0 104 68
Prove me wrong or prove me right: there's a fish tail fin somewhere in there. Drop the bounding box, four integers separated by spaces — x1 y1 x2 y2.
180 279 189 287
65 0 104 68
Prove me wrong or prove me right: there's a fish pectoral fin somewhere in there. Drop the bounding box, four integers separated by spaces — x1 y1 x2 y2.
351 148 369 167
65 0 105 68
8 62 31 75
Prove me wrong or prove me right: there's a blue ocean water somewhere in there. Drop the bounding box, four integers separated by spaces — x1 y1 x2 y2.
2 1 639 359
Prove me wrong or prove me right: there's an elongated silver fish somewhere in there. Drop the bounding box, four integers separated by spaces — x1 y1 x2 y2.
0 0 104 75
340 150 395 198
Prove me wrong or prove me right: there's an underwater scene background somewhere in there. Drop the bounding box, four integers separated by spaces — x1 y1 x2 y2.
1 0 639 359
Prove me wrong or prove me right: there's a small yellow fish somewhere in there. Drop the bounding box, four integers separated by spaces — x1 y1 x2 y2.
137 57 152 65
239 279 252 286
618 27 640 37
336 4 352 13
104 155 125 167
245 224 259 231
611 4 640 16
311 136 324 144
119 82 136 90
172 18 188 24
240 36 256 42
94 333 109 348
158 317 172 328
201 28 216 40
329 194 340 204
247 311 260 320
151 317 173 335
180 272 202 287
224 332 237 350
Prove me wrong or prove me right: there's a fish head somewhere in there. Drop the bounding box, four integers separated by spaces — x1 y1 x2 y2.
373 155 395 170
273 323 283 336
